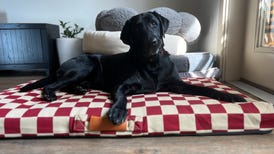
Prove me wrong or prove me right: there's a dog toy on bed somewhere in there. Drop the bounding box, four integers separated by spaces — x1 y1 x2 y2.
89 116 127 131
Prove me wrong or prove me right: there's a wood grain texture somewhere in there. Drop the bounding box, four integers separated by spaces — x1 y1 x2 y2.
0 24 60 75
0 29 43 64
0 135 273 154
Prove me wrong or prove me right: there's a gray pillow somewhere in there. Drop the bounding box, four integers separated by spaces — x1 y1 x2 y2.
170 55 189 73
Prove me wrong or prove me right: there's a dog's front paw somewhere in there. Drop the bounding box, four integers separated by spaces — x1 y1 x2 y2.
108 106 127 125
74 86 88 95
42 89 57 102
217 93 246 102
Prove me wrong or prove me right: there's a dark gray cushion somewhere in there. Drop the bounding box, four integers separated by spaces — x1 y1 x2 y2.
170 55 189 72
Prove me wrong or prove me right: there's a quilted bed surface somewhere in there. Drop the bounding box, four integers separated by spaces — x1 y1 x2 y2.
0 78 274 138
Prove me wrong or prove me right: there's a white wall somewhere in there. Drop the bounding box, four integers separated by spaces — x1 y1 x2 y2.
222 0 248 81
195 0 220 53
173 0 221 53
0 0 222 53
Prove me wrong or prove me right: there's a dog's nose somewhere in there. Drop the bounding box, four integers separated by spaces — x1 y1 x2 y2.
152 39 158 46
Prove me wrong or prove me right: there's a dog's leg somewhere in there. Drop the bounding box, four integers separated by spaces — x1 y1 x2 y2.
42 80 76 102
108 83 141 124
160 80 246 102
42 71 89 101
61 85 88 95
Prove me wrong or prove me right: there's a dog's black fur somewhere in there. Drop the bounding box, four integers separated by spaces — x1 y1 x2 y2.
20 12 246 124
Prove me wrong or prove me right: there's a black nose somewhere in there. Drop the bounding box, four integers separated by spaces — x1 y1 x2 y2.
152 39 158 46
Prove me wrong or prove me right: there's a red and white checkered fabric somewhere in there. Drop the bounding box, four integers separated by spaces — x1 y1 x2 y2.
0 78 273 138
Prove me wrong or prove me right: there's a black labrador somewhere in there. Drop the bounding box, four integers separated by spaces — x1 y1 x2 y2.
20 12 246 124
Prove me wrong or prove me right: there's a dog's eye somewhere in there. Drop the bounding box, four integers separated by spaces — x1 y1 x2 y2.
151 22 157 27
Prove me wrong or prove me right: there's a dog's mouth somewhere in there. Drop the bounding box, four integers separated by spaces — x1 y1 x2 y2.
150 51 158 57
145 48 159 59
144 41 162 59
132 37 162 60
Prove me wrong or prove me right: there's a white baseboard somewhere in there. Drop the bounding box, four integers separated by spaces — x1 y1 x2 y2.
229 81 274 105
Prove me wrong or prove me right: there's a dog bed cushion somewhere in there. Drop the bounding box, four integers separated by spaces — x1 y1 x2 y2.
82 31 187 55
0 78 274 138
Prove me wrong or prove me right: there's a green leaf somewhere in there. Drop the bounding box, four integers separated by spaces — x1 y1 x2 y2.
58 20 84 38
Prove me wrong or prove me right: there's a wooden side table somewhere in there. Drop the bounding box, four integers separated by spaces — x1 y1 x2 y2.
0 23 60 75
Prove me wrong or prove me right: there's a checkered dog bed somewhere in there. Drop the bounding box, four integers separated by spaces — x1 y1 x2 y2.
0 78 273 138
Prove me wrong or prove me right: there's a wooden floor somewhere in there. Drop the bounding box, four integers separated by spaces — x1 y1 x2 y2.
0 75 274 154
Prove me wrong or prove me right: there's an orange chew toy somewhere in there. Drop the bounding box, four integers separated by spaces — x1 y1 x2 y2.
89 116 127 131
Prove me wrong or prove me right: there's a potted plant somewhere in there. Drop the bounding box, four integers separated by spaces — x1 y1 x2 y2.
56 20 84 64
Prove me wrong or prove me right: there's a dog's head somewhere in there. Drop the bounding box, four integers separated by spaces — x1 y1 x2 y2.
120 12 169 59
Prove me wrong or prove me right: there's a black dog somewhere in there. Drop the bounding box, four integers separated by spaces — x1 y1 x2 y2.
20 12 246 124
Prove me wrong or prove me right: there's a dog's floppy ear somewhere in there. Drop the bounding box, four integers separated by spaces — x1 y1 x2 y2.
120 20 131 45
152 11 169 36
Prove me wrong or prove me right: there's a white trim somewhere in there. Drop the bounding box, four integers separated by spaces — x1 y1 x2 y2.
229 81 274 105
218 0 230 81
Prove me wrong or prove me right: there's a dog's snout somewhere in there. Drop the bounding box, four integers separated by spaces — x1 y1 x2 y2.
152 39 158 46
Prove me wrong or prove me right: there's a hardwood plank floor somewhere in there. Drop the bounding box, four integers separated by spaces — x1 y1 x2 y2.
0 76 44 91
0 135 274 154
0 75 273 154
